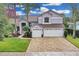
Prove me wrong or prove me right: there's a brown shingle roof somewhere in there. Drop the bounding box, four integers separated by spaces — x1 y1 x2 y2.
27 16 38 22
16 15 38 22
39 24 64 28
16 10 63 22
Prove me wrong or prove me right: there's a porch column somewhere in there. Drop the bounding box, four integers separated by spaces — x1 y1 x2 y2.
19 23 22 34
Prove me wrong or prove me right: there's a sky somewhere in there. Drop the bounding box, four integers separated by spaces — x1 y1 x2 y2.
15 3 79 17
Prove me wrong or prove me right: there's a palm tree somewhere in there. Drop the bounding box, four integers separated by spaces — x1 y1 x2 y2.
24 3 40 25
13 3 17 33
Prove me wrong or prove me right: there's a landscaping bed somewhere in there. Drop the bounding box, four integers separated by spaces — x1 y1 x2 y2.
0 38 30 52
66 35 79 48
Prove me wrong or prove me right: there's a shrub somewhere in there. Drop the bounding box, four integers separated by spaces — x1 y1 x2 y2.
64 30 67 38
0 34 4 41
23 25 31 37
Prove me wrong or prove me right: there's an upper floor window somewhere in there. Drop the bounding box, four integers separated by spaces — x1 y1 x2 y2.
44 17 49 23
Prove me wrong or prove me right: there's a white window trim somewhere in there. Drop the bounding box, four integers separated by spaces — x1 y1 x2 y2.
43 17 50 24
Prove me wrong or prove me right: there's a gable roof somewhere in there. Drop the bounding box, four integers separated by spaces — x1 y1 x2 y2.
15 10 64 23
39 10 64 17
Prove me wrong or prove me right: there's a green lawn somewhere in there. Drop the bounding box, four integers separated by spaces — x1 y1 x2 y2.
0 38 30 52
66 35 79 48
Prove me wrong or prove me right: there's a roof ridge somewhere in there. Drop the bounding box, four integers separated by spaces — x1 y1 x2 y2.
39 10 64 17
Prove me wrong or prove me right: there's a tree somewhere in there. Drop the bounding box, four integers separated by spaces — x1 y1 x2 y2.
71 4 78 38
23 25 30 37
63 15 69 30
4 23 15 37
24 3 40 25
0 20 5 40
63 14 69 37
0 4 14 39
0 4 8 40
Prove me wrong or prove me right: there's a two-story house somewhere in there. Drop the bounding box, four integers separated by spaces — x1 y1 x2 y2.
6 4 64 37
31 10 64 37
16 10 64 37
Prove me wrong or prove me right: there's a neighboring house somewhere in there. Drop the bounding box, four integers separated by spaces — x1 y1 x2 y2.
15 10 64 37
68 21 79 30
67 21 79 37
6 3 17 30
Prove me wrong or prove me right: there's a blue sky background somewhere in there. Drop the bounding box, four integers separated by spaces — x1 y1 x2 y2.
15 3 79 17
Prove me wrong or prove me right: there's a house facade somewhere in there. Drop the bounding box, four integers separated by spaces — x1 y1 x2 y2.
15 10 64 37
31 11 64 37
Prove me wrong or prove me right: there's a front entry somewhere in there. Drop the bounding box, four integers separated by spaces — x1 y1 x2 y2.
19 22 26 34
21 23 26 29
21 23 26 33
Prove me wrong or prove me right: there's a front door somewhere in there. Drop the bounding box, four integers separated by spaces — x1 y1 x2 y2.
21 23 26 33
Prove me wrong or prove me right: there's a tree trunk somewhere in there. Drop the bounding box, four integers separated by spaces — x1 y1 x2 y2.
73 18 76 39
14 17 17 32
26 14 29 26
14 4 17 33
73 25 76 38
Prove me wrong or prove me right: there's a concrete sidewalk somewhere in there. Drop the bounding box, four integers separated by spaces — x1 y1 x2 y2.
0 52 79 56
25 52 79 56
0 52 25 56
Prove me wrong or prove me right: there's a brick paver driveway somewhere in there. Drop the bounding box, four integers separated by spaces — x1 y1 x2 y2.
26 37 79 52
25 37 79 56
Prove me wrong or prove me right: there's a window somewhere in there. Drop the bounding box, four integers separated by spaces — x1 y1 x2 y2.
44 17 49 23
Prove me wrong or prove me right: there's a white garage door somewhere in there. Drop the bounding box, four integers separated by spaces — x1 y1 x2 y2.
32 29 42 37
44 28 64 37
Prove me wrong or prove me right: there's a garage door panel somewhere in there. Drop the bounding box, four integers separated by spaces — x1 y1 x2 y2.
32 28 64 37
32 29 42 37
44 29 64 37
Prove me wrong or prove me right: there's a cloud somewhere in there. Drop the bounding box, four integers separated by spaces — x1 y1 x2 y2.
21 8 25 10
40 7 49 12
30 7 70 15
16 5 20 7
30 10 37 14
35 8 40 11
35 7 49 13
16 5 23 7
30 10 41 14
16 11 25 15
52 9 70 14
42 3 62 6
